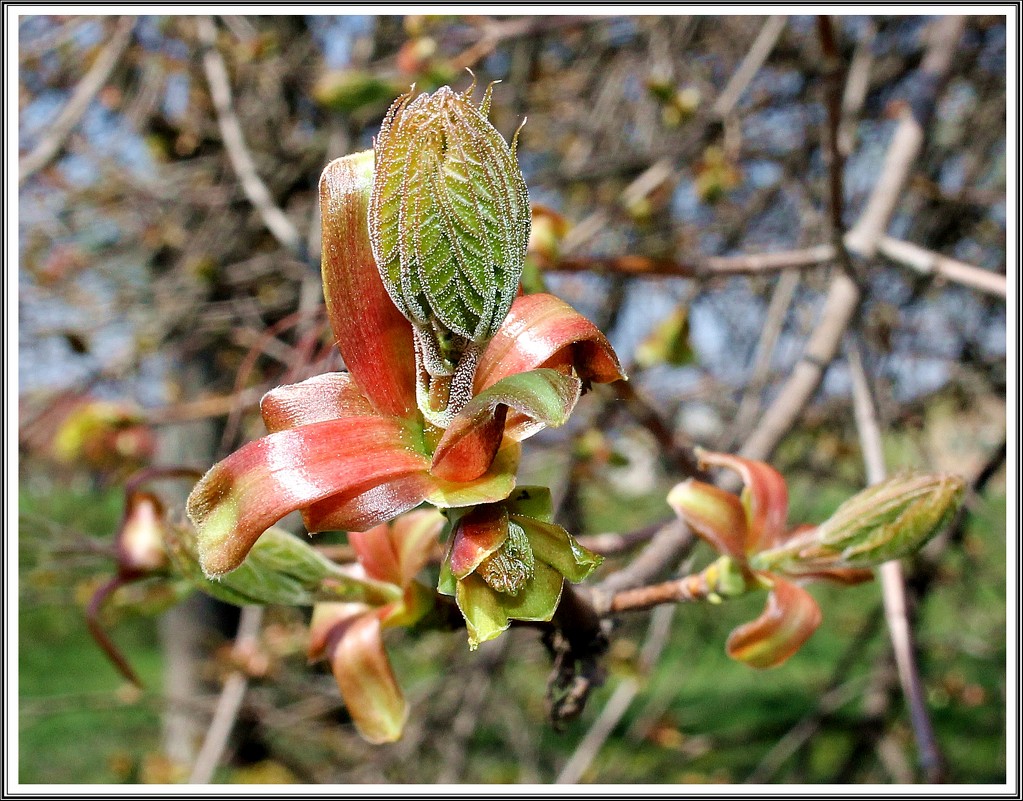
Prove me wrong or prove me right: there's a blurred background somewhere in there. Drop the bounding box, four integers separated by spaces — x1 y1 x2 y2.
17 13 1007 784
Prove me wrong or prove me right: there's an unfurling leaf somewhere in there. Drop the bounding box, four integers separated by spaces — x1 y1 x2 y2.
369 83 530 353
440 490 603 649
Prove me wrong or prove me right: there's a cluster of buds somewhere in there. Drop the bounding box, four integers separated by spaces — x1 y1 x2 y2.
184 80 623 722
439 486 603 648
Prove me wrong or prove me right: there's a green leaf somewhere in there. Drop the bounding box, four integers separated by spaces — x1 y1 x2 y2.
516 516 603 583
503 485 554 523
167 525 399 608
370 86 530 344
455 573 511 649
431 369 580 481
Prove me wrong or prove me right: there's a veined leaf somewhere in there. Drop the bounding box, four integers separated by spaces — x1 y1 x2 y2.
370 85 530 344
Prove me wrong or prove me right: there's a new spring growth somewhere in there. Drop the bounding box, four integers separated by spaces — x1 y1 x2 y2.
369 79 530 427
751 472 966 576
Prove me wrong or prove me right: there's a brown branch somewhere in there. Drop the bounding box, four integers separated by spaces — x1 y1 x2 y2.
545 244 835 278
848 343 945 782
713 15 788 118
610 381 707 480
606 571 716 614
575 519 664 557
197 16 305 256
546 239 1005 298
19 16 137 184
555 604 677 784
591 518 695 605
188 605 265 784
85 575 143 688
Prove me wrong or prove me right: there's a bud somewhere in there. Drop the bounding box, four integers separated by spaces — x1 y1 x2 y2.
478 520 534 595
118 491 168 576
752 472 965 574
165 523 400 609
440 489 603 648
369 82 530 371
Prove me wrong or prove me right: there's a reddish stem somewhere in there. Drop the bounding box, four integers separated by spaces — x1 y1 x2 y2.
85 575 143 688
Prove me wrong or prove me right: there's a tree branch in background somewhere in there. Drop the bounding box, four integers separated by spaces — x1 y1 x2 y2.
556 604 677 784
188 605 265 784
741 15 968 464
848 342 945 782
197 16 306 257
546 239 1005 298
19 16 137 184
713 15 788 119
819 15 950 781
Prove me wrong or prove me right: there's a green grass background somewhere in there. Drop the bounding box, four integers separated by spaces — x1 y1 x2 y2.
18 466 1006 784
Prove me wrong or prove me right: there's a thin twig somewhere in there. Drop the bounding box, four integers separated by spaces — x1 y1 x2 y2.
188 605 265 784
739 273 861 462
713 16 788 118
547 244 835 279
607 570 717 614
730 270 800 447
848 343 945 782
19 16 137 184
592 520 693 603
576 520 665 557
197 16 305 256
547 239 1005 298
611 381 707 480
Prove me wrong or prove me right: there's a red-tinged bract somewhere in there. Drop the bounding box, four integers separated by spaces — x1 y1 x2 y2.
668 449 873 669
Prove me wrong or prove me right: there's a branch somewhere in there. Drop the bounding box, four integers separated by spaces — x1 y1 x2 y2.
844 16 968 256
606 569 720 614
545 244 835 279
729 270 800 447
741 14 967 464
555 604 676 784
610 381 707 480
591 520 694 602
848 343 945 782
713 15 788 118
197 16 305 256
819 17 950 781
876 236 1007 297
740 274 860 462
187 605 264 784
19 16 137 184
